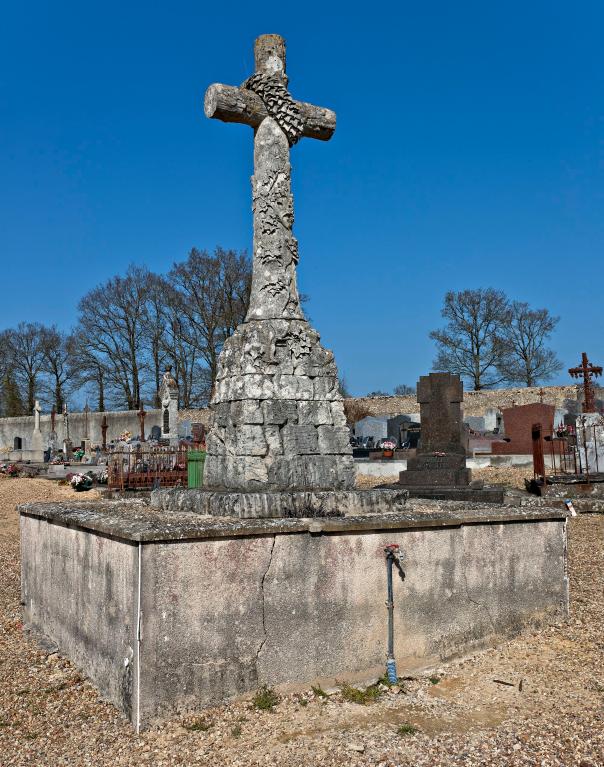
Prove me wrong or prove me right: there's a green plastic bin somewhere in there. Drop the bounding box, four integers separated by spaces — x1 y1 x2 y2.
187 450 206 488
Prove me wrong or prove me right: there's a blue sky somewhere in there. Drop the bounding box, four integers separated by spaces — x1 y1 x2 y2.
1 1 602 395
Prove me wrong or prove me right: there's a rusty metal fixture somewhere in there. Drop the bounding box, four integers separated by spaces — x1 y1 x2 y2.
138 401 147 442
101 415 108 451
107 445 189 491
531 422 546 481
569 352 602 414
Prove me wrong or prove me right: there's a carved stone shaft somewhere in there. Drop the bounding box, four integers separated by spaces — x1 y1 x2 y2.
203 35 353 491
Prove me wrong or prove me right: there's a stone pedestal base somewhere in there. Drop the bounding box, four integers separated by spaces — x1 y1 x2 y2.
403 486 505 503
398 454 470 488
150 487 409 518
204 318 354 491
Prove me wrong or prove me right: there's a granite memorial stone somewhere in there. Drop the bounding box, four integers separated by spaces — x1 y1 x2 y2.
397 373 503 502
399 373 470 487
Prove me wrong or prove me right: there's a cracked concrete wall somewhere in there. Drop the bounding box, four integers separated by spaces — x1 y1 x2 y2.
21 515 139 720
20 513 567 728
137 519 566 725
139 536 274 723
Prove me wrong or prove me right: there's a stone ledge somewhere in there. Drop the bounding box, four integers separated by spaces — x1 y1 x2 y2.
18 499 568 544
150 487 408 518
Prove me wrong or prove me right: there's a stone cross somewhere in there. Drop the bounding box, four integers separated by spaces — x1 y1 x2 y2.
569 352 602 414
202 35 353 492
63 403 70 441
33 400 41 431
398 372 470 488
416 373 465 455
205 34 336 321
84 402 90 439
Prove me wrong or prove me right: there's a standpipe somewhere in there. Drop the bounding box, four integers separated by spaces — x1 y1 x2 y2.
384 544 405 684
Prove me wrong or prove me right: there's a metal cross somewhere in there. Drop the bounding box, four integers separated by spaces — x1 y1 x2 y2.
569 352 602 413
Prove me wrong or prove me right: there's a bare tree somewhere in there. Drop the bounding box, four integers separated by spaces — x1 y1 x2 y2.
0 322 46 411
169 247 251 387
430 289 510 390
393 384 416 396
77 265 151 409
141 273 170 407
68 342 107 411
40 326 73 411
158 281 211 407
497 302 562 386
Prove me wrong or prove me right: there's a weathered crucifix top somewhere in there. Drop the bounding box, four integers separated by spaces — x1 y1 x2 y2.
204 34 336 143
569 352 602 413
204 35 336 321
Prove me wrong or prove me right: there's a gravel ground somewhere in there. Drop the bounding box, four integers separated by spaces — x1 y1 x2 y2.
1 477 603 766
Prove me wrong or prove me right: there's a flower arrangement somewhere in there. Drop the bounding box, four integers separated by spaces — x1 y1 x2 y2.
2 463 21 477
381 440 396 451
69 473 94 492
97 468 109 485
118 431 132 443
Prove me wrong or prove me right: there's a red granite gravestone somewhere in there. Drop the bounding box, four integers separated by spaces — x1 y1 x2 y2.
492 403 555 455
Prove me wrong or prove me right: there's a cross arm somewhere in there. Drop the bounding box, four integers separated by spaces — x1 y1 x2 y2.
204 83 336 142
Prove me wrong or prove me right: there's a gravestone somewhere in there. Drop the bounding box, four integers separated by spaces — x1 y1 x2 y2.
399 373 469 487
202 34 353 491
492 403 555 455
576 413 604 474
398 373 503 502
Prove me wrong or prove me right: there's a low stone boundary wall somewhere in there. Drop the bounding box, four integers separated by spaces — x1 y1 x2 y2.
20 500 568 729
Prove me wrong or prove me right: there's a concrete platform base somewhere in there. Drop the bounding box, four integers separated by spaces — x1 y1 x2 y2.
19 497 568 730
401 486 505 503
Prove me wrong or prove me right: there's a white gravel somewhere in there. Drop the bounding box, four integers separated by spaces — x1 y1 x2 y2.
1 477 603 766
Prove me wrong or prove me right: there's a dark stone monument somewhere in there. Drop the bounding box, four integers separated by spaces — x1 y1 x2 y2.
399 373 469 487
398 373 503 503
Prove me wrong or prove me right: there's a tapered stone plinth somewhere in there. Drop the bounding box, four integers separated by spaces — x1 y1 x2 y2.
204 318 354 491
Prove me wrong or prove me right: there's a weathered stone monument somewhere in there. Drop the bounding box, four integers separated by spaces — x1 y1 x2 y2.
576 413 604 474
82 403 92 457
398 372 503 502
203 34 353 491
18 35 568 731
159 368 179 445
30 400 44 460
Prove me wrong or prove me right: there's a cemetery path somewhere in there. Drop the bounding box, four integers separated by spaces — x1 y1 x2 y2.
0 478 603 766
